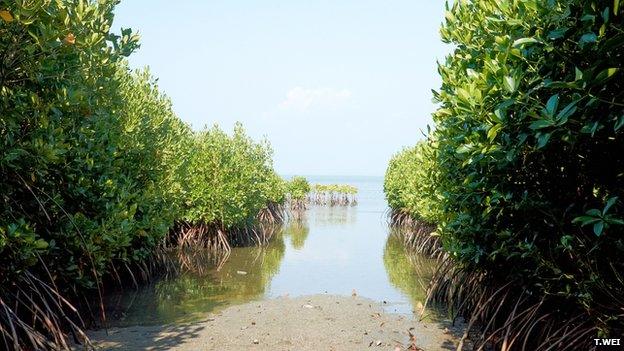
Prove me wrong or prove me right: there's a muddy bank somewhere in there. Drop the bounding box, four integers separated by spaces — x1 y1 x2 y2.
83 294 467 351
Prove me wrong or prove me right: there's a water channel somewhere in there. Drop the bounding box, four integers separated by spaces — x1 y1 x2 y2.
103 176 440 327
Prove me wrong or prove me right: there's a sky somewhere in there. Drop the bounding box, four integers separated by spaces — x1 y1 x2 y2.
113 1 451 176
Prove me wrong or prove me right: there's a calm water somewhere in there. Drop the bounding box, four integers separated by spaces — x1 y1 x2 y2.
104 176 439 327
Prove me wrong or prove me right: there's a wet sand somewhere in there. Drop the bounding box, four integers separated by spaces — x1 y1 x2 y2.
84 294 466 351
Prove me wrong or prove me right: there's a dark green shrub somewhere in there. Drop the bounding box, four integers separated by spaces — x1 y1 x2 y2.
386 0 624 347
183 124 282 229
384 140 439 224
0 1 286 348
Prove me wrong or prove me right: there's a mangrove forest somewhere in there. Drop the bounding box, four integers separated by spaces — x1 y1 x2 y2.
1 0 623 350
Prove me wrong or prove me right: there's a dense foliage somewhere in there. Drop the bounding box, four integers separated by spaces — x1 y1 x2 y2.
311 183 358 195
385 0 624 347
183 124 283 229
384 141 438 224
285 176 310 201
0 1 285 349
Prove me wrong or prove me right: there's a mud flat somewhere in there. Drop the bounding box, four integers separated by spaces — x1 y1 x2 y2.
84 294 467 351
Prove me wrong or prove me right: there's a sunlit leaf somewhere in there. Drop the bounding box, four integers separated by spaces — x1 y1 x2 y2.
503 76 516 93
512 37 541 47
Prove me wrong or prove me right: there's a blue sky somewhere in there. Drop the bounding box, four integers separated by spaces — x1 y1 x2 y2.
113 1 450 176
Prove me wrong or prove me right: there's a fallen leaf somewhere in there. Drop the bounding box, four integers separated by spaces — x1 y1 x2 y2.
0 10 13 22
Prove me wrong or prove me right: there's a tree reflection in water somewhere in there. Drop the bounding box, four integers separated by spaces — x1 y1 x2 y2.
281 218 310 250
383 227 444 320
103 227 286 327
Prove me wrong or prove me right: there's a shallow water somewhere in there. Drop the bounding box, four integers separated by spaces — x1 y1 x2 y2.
103 176 439 327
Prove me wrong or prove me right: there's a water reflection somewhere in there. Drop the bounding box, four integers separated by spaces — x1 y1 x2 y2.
104 235 285 326
102 177 442 327
282 218 310 250
309 204 357 226
383 227 441 319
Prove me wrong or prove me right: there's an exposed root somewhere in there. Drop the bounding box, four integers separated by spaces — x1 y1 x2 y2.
167 222 232 254
386 209 620 350
257 202 287 224
0 271 92 351
387 210 442 258
288 199 308 211
424 260 610 351
306 192 358 206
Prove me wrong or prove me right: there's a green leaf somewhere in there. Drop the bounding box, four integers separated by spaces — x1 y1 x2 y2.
579 33 598 48
537 133 551 148
547 28 568 40
595 68 620 83
512 37 541 47
581 121 602 136
581 14 596 22
615 0 620 15
530 120 553 130
555 101 577 124
615 116 624 131
34 239 49 250
457 87 471 102
545 95 559 116
503 76 516 93
593 221 605 236
487 124 503 141
518 133 528 144
456 144 473 154
603 7 610 22
572 216 601 225
492 109 504 123
609 218 624 225
603 196 618 215
587 209 602 217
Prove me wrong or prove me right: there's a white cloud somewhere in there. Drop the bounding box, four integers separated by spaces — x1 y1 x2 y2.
278 87 352 111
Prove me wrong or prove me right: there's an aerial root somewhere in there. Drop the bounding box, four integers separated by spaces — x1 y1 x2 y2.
425 261 602 351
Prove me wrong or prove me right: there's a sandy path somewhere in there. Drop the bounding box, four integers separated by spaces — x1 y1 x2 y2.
84 295 466 351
